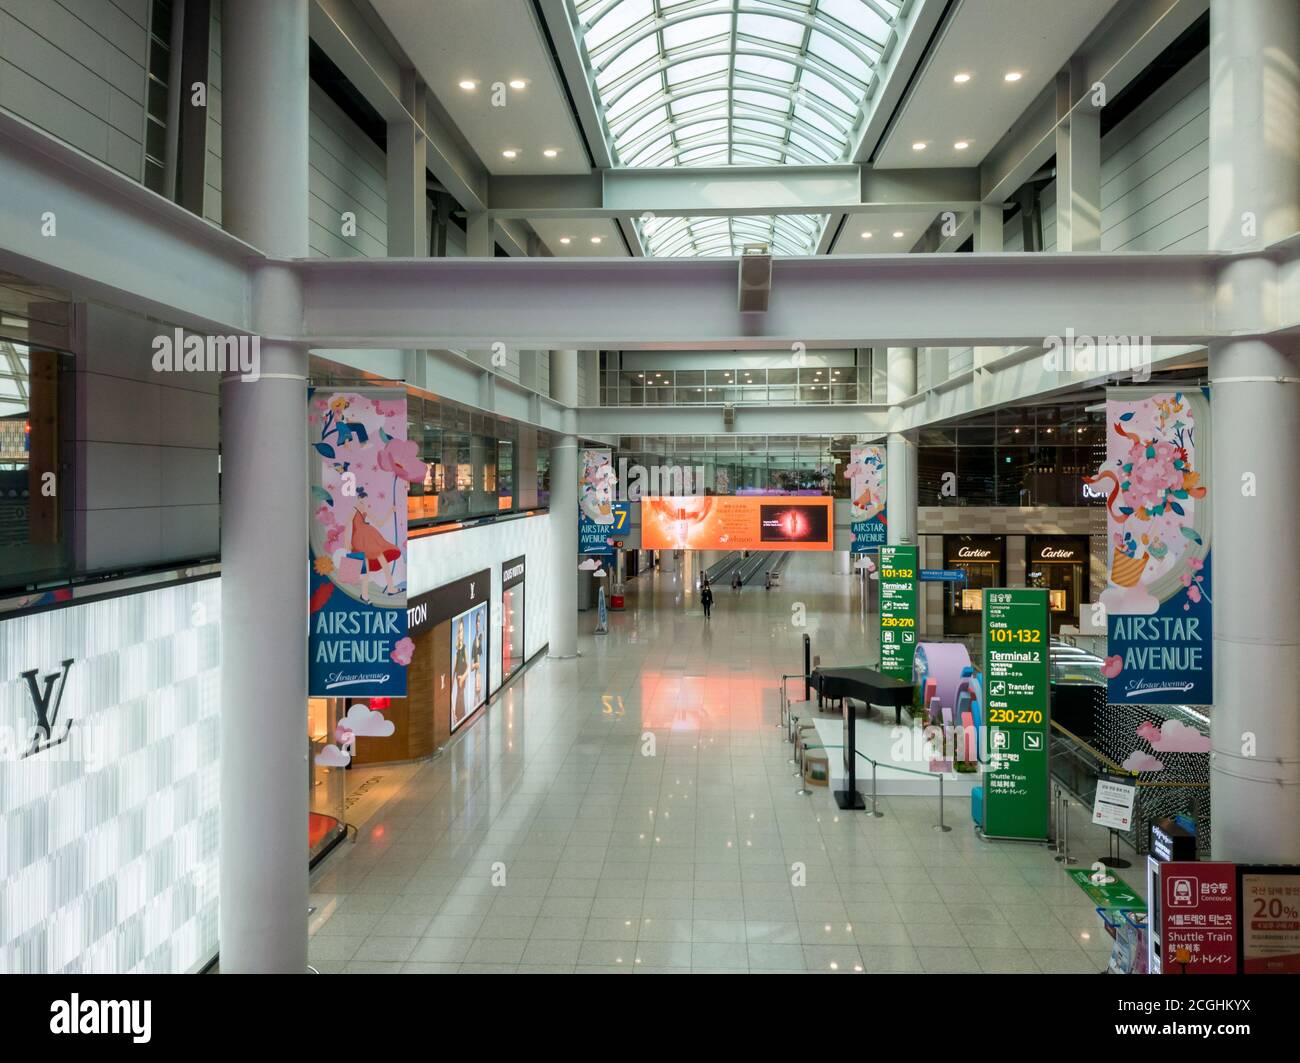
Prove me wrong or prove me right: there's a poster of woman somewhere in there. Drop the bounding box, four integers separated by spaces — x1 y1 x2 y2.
450 600 489 731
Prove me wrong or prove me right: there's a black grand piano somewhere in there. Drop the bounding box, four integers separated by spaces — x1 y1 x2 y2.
810 665 915 811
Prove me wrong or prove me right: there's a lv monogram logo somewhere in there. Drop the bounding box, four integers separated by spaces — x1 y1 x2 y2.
21 658 75 758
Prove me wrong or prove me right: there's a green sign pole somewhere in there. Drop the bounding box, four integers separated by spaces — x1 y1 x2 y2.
879 545 918 681
981 588 1050 841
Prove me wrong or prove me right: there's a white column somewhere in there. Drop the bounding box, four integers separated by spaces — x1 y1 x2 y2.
549 351 579 658
219 0 309 973
1055 62 1102 252
834 551 852 575
660 550 677 574
1208 0 1300 863
886 347 918 545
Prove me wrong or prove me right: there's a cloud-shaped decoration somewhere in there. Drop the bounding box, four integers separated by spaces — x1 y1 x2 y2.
390 636 415 666
1122 750 1165 773
315 744 351 768
1148 719 1211 753
344 704 395 738
578 557 604 571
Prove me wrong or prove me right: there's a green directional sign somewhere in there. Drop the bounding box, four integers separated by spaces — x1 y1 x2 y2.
981 588 1050 840
879 544 918 682
1067 868 1146 913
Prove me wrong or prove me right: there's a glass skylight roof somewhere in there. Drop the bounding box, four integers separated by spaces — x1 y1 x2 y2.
569 0 906 255
639 213 829 256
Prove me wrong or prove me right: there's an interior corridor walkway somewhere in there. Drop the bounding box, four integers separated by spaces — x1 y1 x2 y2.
307 553 1121 973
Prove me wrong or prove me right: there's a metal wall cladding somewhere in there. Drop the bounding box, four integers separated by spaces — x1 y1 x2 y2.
0 579 221 973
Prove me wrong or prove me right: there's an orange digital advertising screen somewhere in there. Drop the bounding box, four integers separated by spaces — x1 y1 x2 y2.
641 495 833 552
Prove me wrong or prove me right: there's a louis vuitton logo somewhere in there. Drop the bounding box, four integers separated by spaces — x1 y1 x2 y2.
21 658 74 758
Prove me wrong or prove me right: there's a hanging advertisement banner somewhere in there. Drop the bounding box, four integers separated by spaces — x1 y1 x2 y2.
641 495 833 551
579 448 625 554
1085 389 1211 704
308 388 424 697
1159 862 1238 974
848 444 886 551
879 545 918 681
981 588 1050 841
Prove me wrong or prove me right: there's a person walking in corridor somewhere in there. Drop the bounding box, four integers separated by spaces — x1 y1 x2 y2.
701 579 714 619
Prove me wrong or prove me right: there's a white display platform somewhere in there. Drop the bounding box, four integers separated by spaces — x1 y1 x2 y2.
809 708 981 798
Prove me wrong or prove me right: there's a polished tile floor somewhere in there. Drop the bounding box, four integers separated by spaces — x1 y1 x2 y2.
309 552 1132 974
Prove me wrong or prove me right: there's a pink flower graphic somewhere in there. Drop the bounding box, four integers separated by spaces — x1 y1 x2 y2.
1101 655 1123 679
390 637 415 666
378 438 427 483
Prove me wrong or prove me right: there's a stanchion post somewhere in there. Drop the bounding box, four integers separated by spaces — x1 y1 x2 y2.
803 634 811 701
934 773 952 832
867 760 883 818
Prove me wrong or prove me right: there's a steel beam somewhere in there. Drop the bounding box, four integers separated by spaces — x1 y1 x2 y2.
294 251 1226 350
484 165 982 219
0 108 254 334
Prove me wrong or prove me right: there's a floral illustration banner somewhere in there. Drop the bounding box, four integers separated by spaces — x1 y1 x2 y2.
579 448 620 554
1086 388 1212 705
848 444 886 551
308 388 425 697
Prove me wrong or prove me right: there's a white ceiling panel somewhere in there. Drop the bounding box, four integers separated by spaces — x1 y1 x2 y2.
874 0 1122 168
370 0 592 176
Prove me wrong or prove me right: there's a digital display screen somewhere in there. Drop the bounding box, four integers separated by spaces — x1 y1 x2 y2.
640 495 833 552
759 504 829 543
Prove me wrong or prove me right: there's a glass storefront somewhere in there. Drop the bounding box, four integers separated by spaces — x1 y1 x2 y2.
1026 535 1091 633
307 696 347 862
943 535 1006 634
401 393 550 528
501 555 526 684
917 401 1107 508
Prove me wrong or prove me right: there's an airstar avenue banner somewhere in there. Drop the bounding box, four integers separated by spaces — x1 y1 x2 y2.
1085 388 1212 705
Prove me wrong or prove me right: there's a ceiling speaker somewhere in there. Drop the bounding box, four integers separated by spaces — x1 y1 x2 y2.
738 244 771 312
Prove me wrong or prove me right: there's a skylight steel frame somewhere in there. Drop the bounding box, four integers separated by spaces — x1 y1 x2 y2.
569 0 907 256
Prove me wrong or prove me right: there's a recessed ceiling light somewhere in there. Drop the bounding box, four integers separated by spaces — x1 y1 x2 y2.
861 231 873 239
590 236 602 244
509 79 527 90
953 72 971 84
954 140 970 151
912 141 927 151
543 148 558 158
559 237 571 245
501 149 518 159
893 230 905 238
1004 71 1023 82
458 80 477 91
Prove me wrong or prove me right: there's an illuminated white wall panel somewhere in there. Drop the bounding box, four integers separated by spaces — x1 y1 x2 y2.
0 578 220 973
408 514 551 693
